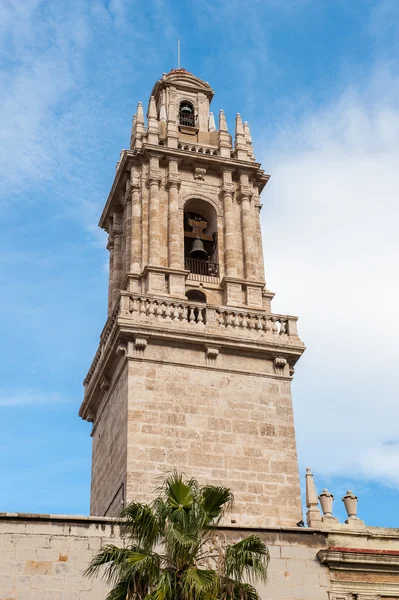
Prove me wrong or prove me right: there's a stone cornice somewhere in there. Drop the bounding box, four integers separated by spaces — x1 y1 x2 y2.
98 146 270 229
80 295 305 421
318 547 399 573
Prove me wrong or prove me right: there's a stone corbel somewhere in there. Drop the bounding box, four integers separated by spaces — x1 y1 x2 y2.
146 170 162 188
134 336 148 357
116 341 127 356
166 173 181 190
194 167 207 181
237 185 253 204
100 375 110 392
205 345 219 365
273 356 287 375
220 182 235 199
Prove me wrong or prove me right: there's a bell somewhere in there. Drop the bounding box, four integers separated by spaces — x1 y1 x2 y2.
189 238 208 260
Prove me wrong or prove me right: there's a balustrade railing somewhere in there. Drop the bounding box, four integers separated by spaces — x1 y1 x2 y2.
128 296 206 324
215 309 292 335
85 296 300 391
185 257 219 277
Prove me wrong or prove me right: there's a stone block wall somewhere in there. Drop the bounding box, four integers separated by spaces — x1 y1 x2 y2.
126 353 302 527
90 364 128 516
0 514 330 600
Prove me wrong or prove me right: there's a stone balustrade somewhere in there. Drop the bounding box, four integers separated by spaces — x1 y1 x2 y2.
84 295 300 390
216 308 295 336
125 295 207 324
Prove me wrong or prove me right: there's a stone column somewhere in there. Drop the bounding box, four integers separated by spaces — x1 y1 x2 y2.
221 170 237 278
123 185 132 275
148 156 162 266
130 175 142 274
112 210 123 306
107 218 114 316
239 174 256 281
167 159 182 270
255 200 265 282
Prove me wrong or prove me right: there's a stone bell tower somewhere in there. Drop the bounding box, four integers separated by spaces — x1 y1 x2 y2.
79 69 305 527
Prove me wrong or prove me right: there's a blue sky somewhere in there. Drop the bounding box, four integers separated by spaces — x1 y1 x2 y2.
1 0 399 527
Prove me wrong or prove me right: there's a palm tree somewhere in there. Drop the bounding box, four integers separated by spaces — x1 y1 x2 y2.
85 472 269 600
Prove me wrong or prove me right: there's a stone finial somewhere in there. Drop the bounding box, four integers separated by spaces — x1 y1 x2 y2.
318 488 334 516
133 102 145 150
218 109 231 157
209 111 216 132
159 96 167 122
148 95 157 119
318 488 338 525
219 109 228 132
342 490 364 528
244 121 255 160
137 101 145 124
147 96 159 144
130 114 137 149
235 113 248 160
235 113 244 135
305 468 322 527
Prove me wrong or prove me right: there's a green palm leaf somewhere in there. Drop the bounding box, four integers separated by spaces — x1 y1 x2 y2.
164 471 194 510
181 567 218 600
225 535 269 583
219 578 261 600
119 502 159 549
83 545 133 584
200 485 234 522
104 578 130 600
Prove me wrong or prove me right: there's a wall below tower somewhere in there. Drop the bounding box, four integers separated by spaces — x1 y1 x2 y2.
90 364 128 516
0 514 330 600
125 349 302 527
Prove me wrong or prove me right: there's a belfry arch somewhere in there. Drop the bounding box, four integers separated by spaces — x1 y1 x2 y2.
183 198 218 277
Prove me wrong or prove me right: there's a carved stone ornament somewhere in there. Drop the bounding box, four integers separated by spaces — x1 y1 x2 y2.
205 346 219 365
116 341 127 356
273 356 287 374
100 375 110 392
134 337 148 356
194 167 207 181
328 595 354 600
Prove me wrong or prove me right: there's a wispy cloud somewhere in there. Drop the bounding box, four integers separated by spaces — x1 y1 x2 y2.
261 66 399 487
0 389 71 407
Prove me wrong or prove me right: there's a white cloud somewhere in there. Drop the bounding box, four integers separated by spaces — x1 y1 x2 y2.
0 390 71 407
260 68 399 487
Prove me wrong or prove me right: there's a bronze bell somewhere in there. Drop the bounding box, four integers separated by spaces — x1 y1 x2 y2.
189 238 209 260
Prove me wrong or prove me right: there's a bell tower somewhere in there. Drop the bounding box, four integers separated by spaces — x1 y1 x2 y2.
79 69 305 527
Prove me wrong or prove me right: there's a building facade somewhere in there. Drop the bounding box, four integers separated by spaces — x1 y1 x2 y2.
79 68 305 526
3 70 399 600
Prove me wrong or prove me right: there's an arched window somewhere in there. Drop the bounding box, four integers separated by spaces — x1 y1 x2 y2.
179 101 195 127
186 289 207 303
183 199 218 278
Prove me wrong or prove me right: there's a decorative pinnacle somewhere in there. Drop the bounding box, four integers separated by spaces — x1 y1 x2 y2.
148 96 157 120
235 113 244 135
244 120 252 142
209 112 216 132
219 109 228 132
137 101 145 124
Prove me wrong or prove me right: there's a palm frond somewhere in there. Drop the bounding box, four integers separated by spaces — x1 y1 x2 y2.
164 471 194 510
181 567 218 600
225 535 269 583
219 578 261 600
144 569 176 600
83 545 132 584
119 502 159 549
200 486 234 523
104 578 130 600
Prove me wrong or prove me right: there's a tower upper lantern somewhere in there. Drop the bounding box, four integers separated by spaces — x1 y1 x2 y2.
81 70 305 528
105 68 270 313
